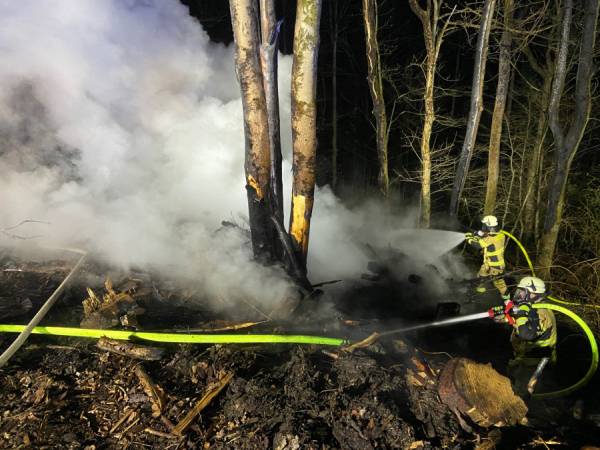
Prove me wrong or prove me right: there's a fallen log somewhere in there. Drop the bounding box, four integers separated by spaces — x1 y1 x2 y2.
97 337 164 361
438 357 528 428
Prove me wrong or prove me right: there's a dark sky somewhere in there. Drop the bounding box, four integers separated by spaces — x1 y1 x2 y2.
176 1 599 209
178 1 469 197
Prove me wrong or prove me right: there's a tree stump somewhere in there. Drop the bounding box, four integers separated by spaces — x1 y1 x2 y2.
438 357 528 428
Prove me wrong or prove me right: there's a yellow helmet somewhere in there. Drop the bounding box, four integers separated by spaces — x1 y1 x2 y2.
481 215 498 232
514 276 546 303
517 276 546 294
482 215 498 227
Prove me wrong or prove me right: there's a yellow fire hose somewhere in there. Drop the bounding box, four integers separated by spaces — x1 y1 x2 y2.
531 303 598 399
0 234 596 399
500 230 600 309
498 231 599 398
0 324 346 346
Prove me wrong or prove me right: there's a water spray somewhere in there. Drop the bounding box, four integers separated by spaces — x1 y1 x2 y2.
378 311 490 337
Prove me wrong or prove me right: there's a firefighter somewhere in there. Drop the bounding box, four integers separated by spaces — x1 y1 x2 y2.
489 276 557 364
464 215 507 296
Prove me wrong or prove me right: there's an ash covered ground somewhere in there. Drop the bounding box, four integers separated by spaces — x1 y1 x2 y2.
1 248 599 449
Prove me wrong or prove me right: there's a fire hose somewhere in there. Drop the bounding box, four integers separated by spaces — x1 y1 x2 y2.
500 230 600 310
0 248 87 368
496 230 599 397
528 303 598 399
0 235 596 398
0 325 346 347
0 303 594 398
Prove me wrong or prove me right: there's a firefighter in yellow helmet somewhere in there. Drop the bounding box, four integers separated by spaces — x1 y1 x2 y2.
488 276 557 362
488 276 557 392
464 215 507 296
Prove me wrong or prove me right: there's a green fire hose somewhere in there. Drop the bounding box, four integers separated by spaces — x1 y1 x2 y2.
0 325 346 346
498 230 599 397
531 303 598 399
0 233 596 400
500 230 600 309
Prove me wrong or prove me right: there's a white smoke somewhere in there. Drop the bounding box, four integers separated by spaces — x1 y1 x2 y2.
0 0 467 313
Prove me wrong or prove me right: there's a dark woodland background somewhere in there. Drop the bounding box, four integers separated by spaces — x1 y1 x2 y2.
182 0 600 309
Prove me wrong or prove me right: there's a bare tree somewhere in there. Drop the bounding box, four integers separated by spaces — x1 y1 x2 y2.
362 0 389 198
449 0 496 216
521 43 553 243
329 1 340 190
289 0 322 269
408 0 455 227
538 0 599 277
259 0 284 228
229 0 274 259
483 0 513 215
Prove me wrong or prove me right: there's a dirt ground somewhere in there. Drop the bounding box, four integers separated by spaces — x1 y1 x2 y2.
1 250 599 449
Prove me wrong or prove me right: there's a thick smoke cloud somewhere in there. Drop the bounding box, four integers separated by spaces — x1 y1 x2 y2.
0 0 466 313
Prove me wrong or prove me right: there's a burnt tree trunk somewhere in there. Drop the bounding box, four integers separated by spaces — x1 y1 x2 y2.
483 0 513 215
289 0 322 269
230 0 275 260
259 0 284 229
538 0 599 278
362 0 389 198
449 0 496 216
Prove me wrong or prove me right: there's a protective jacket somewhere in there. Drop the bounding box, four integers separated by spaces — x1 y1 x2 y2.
509 302 557 359
466 232 506 270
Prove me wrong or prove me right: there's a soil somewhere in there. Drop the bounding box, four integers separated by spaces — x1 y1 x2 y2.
1 249 599 449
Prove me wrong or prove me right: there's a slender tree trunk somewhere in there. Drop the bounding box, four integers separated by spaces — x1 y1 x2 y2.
538 0 599 278
450 49 460 117
421 78 433 228
449 0 496 216
330 1 339 190
229 0 274 260
483 0 513 215
522 75 551 242
409 0 453 228
259 0 284 228
289 0 322 269
362 0 389 198
521 34 556 244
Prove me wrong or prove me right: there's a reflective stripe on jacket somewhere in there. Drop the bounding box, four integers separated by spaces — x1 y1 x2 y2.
512 303 557 348
467 232 505 269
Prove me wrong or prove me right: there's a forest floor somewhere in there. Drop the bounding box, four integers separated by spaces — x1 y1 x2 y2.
0 249 599 449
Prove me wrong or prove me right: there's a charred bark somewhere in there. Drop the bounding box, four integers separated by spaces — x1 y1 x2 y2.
449 0 496 216
289 0 322 269
230 0 275 260
362 0 389 198
270 215 312 290
483 0 513 215
538 0 599 277
259 0 284 229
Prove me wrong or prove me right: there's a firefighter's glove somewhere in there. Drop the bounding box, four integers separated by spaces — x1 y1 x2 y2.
465 232 474 240
488 302 516 325
488 305 507 323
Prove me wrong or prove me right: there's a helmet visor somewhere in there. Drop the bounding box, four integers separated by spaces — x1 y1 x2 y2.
513 287 530 303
